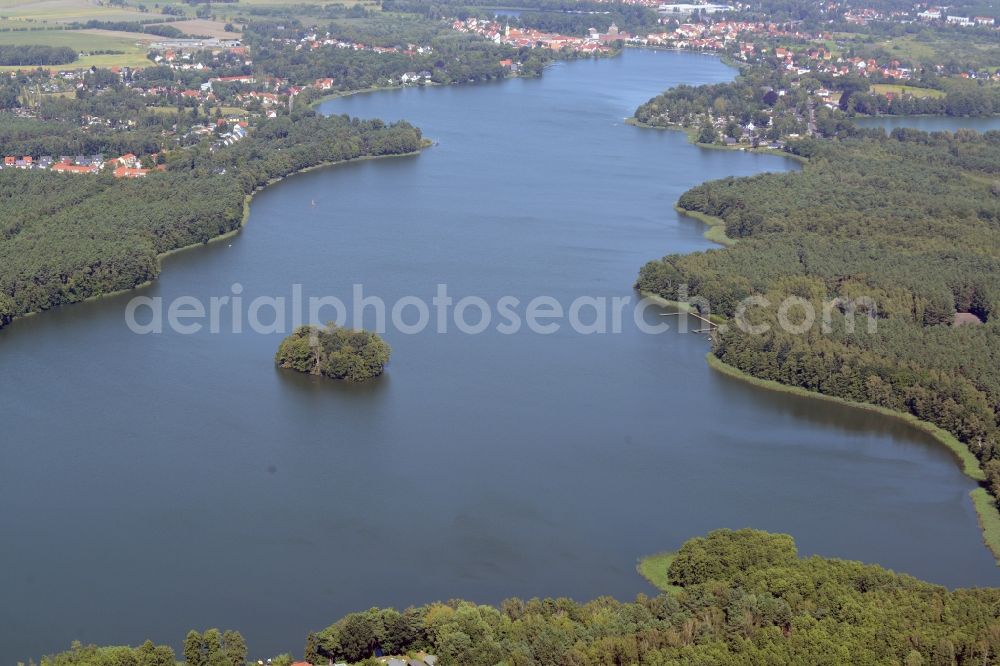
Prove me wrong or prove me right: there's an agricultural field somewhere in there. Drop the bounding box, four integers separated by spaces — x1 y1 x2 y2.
0 0 380 71
0 0 143 23
150 0 378 21
870 83 946 98
0 27 152 69
0 0 380 31
146 18 240 39
0 0 162 69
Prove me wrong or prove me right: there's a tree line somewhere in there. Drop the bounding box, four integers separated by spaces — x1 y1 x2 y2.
843 86 1000 117
0 45 76 66
72 20 190 39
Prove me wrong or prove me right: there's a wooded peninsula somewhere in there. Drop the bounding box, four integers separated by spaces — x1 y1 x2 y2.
40 529 1000 665
635 67 1000 563
0 113 423 329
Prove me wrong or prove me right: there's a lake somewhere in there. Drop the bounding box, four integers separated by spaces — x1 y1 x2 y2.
2 49 999 664
855 114 1000 132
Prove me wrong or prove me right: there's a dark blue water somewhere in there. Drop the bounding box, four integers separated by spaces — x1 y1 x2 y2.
1 49 997 665
856 114 1000 132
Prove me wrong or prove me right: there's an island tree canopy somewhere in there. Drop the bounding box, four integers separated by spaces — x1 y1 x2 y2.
276 325 391 382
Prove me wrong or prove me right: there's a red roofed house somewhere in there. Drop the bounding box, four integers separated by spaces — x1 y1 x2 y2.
250 91 281 105
117 153 138 168
114 166 149 178
52 161 99 175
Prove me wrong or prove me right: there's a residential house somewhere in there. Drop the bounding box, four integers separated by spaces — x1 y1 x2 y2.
51 161 99 175
113 166 150 178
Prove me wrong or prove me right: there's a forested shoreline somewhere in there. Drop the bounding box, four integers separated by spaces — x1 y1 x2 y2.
635 127 1000 552
0 112 423 330
40 530 1000 665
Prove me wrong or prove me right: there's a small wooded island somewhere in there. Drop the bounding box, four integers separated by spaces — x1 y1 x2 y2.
275 325 391 382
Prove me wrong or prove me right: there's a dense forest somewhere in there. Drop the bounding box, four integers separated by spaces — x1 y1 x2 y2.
0 112 423 330
0 170 242 328
0 45 76 66
167 112 424 192
0 113 170 156
636 129 1000 515
40 530 1000 665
